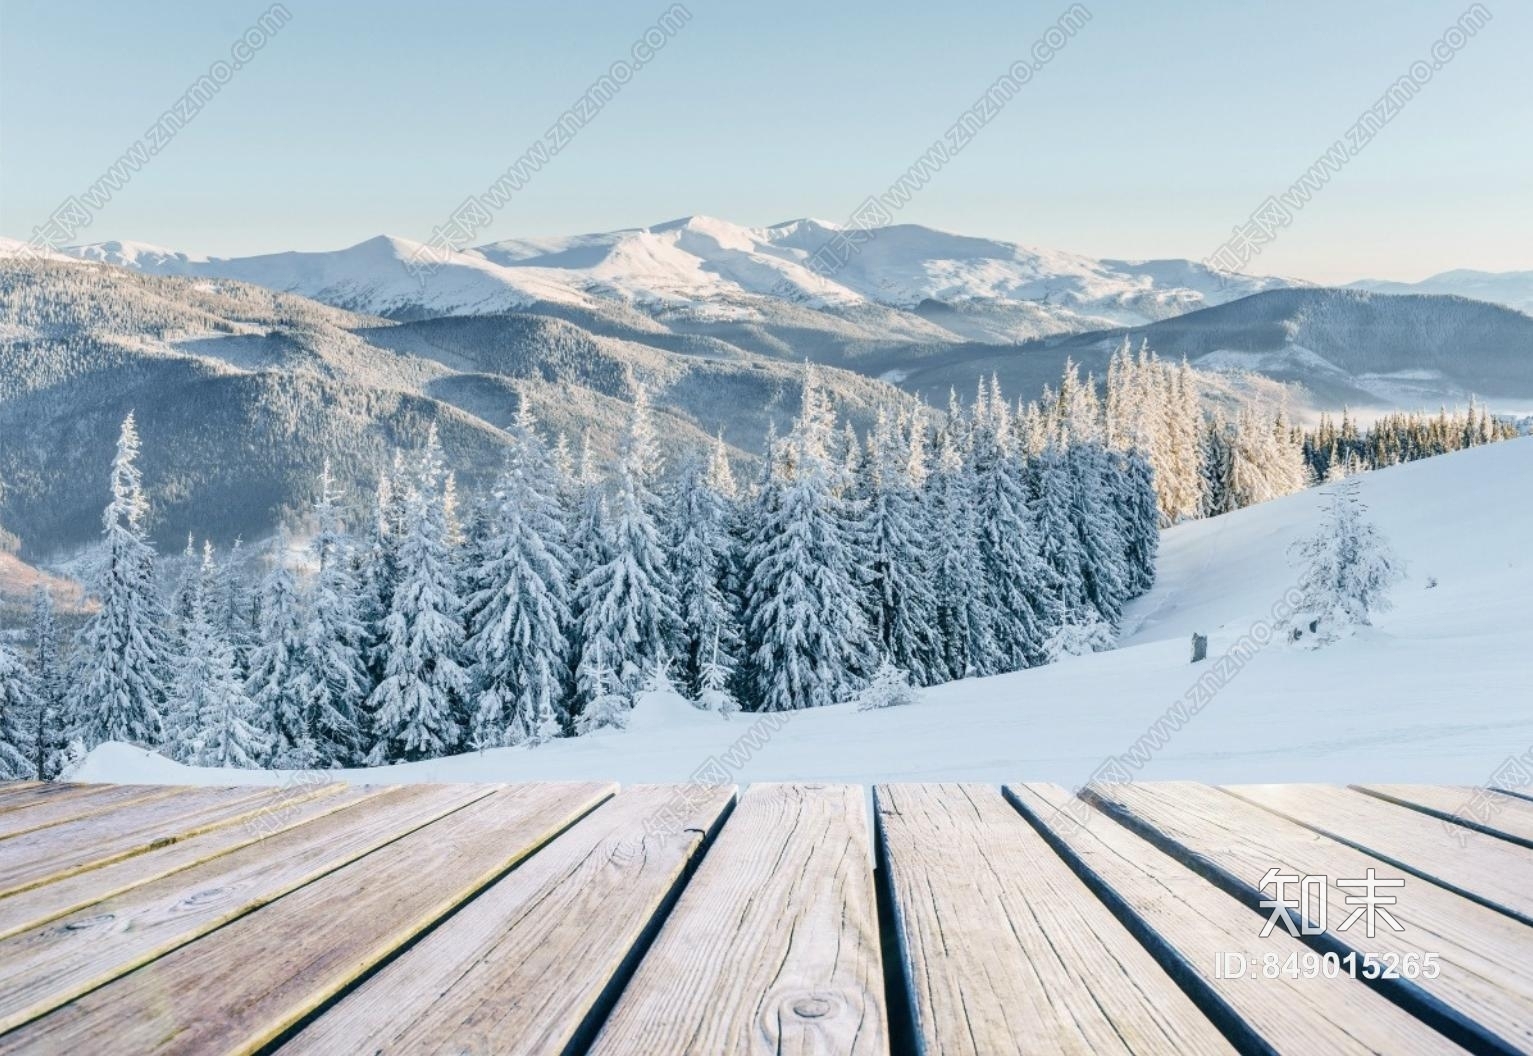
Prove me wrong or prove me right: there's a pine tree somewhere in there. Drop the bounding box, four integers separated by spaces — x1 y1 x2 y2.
246 532 311 767
927 406 999 678
28 587 66 779
295 462 370 765
170 543 265 768
359 453 407 680
1043 614 1117 661
1289 481 1405 646
571 385 681 720
859 406 943 685
68 413 169 749
212 537 256 682
1029 444 1087 619
1114 450 1160 596
574 646 628 734
667 455 742 698
1067 442 1131 624
854 657 919 711
466 415 573 748
697 629 740 717
740 365 875 711
971 387 1054 669
0 638 39 780
366 426 469 762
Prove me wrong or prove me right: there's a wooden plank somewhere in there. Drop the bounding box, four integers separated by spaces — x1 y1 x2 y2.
0 782 502 1033
1355 784 1533 849
1 782 614 1055
590 783 887 1056
283 783 735 1056
0 783 184 840
0 784 378 941
1228 784 1533 925
875 783 1233 1056
0 782 44 811
1009 783 1468 1056
0 782 343 898
1086 780 1533 1055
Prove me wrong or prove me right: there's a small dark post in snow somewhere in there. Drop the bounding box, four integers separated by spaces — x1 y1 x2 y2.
1190 633 1208 663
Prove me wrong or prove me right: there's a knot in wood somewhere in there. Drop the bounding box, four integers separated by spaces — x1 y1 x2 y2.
791 995 835 1019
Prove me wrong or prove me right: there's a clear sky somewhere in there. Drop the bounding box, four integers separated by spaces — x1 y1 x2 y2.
2 0 1528 283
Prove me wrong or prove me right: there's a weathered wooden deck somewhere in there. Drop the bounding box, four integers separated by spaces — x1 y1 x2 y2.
0 779 1529 1054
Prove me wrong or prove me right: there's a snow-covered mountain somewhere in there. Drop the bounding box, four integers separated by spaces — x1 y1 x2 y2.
0 258 918 556
55 217 1296 341
1350 269 1533 316
891 288 1533 415
74 437 1533 787
63 235 600 318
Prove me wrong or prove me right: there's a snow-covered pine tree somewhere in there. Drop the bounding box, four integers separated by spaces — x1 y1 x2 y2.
170 543 265 768
295 462 369 766
706 431 739 500
170 533 200 632
1113 449 1160 597
667 453 742 698
246 531 312 767
0 637 38 779
1226 406 1310 510
926 400 999 679
1288 481 1405 646
1162 359 1207 523
211 537 256 682
854 657 920 711
358 453 407 685
571 383 681 718
28 586 66 779
366 426 469 762
859 406 944 685
740 365 876 711
1043 614 1117 661
163 543 213 764
68 412 170 750
1200 412 1237 517
573 645 628 734
1028 444 1088 620
465 413 573 748
697 629 741 717
971 381 1055 669
1066 441 1131 624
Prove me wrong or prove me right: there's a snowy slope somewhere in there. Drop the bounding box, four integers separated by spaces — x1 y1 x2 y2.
59 217 1290 334
74 437 1533 788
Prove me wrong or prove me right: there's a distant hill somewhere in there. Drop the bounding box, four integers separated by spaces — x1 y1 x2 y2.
1350 269 1533 316
0 260 917 559
889 288 1533 413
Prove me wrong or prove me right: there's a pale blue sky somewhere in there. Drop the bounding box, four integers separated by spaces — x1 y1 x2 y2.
2 0 1528 282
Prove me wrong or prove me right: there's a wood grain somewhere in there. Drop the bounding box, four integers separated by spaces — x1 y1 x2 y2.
0 784 375 941
1010 783 1467 1056
877 783 1233 1056
590 783 887 1056
0 782 341 898
1355 784 1533 849
0 782 614 1055
282 783 734 1056
1087 780 1533 1055
0 783 44 811
0 783 493 1033
1228 783 1533 924
0 783 182 840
